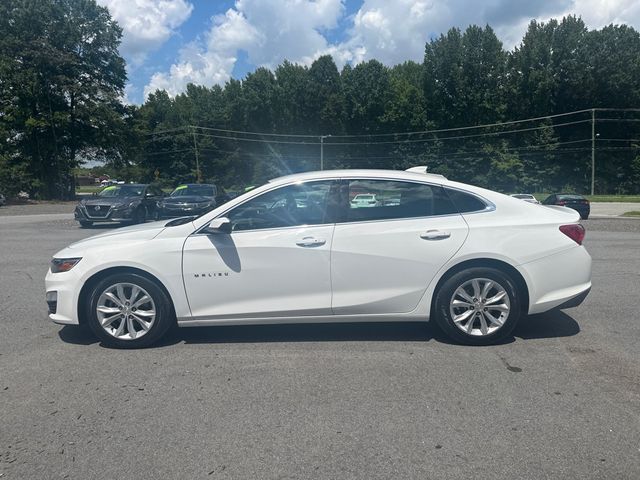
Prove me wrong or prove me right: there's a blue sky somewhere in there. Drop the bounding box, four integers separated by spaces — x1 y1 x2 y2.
96 0 640 104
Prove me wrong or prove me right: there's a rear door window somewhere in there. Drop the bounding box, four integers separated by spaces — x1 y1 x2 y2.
342 179 457 222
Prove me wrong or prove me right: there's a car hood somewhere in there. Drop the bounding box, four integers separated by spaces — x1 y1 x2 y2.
67 220 168 250
162 195 212 204
80 196 141 206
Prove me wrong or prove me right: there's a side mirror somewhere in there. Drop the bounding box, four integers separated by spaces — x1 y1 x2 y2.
204 217 232 234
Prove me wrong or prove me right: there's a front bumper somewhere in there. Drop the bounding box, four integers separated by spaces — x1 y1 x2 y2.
75 205 134 223
45 268 81 325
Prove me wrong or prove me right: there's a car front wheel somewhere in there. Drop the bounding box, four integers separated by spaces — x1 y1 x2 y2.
130 206 146 224
433 267 521 345
86 273 174 348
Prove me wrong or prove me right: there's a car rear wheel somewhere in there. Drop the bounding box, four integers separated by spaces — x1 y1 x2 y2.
433 267 521 345
86 273 174 348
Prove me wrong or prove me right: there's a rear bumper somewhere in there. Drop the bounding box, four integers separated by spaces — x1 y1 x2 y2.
556 287 591 309
520 246 592 315
567 205 590 217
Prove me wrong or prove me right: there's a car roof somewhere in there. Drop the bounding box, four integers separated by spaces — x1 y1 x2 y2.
176 183 215 187
557 193 586 198
269 169 453 186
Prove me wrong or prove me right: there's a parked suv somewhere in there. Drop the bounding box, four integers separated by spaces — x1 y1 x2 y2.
74 184 164 227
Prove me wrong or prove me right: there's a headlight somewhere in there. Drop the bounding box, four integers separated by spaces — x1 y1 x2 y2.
51 257 82 273
112 202 133 211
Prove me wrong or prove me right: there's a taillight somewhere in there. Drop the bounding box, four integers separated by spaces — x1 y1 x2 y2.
559 224 585 245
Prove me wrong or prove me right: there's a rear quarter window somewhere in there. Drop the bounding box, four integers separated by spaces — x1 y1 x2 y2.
445 188 489 213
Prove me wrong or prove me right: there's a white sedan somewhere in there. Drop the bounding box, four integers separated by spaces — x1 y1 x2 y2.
45 169 591 348
510 193 540 204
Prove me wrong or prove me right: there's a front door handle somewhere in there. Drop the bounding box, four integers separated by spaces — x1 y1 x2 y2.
420 230 451 240
296 236 326 247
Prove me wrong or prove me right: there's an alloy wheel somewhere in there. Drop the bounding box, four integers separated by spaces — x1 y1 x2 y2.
96 282 156 340
449 278 511 336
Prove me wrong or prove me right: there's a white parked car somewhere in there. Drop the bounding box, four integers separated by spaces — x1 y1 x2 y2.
510 193 540 204
350 193 379 207
45 169 591 348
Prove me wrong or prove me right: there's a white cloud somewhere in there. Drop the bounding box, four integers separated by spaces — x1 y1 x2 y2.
142 0 640 100
144 0 344 99
97 0 193 65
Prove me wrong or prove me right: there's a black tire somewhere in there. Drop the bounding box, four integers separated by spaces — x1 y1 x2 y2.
433 267 521 346
85 273 174 348
581 214 589 220
131 206 146 224
79 220 93 228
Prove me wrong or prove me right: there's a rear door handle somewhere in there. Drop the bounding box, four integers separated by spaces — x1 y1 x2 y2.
296 236 326 247
420 230 451 240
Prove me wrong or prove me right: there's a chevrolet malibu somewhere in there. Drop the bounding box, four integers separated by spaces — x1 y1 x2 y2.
46 169 591 348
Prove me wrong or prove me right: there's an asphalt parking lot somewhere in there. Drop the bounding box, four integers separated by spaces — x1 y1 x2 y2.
1 211 639 479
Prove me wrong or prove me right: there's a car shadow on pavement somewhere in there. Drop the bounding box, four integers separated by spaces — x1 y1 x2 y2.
57 310 580 348
513 310 580 340
57 324 98 345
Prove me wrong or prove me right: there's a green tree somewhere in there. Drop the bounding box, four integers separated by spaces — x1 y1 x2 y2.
0 0 127 199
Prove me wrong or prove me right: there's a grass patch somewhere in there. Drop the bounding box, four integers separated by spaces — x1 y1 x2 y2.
533 194 640 203
76 185 103 193
586 195 640 203
622 211 640 217
76 185 173 194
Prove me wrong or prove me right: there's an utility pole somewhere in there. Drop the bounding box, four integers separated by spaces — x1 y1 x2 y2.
320 135 331 170
192 126 201 183
591 109 595 196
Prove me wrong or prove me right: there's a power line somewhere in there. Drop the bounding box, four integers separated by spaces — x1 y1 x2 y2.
144 118 592 146
324 120 591 145
143 107 640 141
596 138 640 142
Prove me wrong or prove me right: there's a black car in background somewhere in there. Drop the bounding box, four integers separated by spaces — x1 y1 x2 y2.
542 193 590 219
74 184 165 227
158 184 228 218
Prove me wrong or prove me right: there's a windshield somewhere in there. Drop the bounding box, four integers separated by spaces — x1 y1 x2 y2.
170 185 215 197
98 185 144 197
